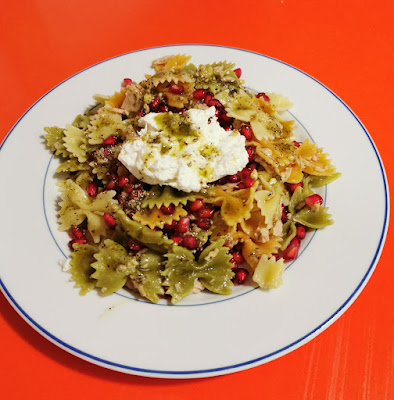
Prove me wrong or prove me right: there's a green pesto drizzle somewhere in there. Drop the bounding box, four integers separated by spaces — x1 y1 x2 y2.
154 112 200 154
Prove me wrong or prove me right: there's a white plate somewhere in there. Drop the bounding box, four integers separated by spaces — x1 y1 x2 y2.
0 45 388 379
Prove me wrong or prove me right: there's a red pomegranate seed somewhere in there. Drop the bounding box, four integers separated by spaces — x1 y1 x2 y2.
69 238 87 250
137 110 145 117
240 167 251 179
207 98 223 109
193 89 207 101
102 135 118 146
230 258 238 267
164 220 178 230
232 268 249 284
256 92 270 102
282 237 301 260
182 235 199 250
296 225 306 239
196 218 212 230
228 174 241 183
204 93 214 106
123 185 134 194
237 182 246 189
248 162 257 171
106 181 116 190
281 205 288 223
168 83 184 94
293 140 301 148
239 125 252 141
219 112 233 124
233 68 242 79
117 176 129 188
176 216 190 233
224 125 233 131
305 194 323 208
128 239 143 251
122 78 132 87
103 213 117 227
160 204 175 215
246 146 255 162
159 104 169 113
231 251 244 263
150 96 161 110
171 236 182 245
189 199 204 212
69 226 84 239
243 177 256 188
288 182 303 192
197 206 214 219
86 181 98 198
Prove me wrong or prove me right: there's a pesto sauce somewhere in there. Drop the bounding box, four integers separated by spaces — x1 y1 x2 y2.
154 112 200 155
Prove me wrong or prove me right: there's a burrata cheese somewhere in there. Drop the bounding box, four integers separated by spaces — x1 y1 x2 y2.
118 107 249 192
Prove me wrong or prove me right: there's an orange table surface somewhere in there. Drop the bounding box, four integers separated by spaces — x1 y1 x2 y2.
0 1 393 398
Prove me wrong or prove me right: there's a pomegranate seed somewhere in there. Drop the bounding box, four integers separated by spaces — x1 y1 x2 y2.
106 180 116 190
219 112 233 124
237 182 246 189
293 140 301 148
102 135 118 146
122 78 132 87
239 125 252 141
123 185 134 194
126 239 142 251
246 146 255 162
224 125 233 131
103 213 117 228
206 98 223 109
150 96 161 110
176 216 190 233
230 258 238 267
171 236 182 245
232 268 249 284
69 226 84 239
281 205 288 223
228 174 241 183
256 92 270 102
196 218 212 230
189 199 204 212
193 89 207 101
86 181 98 198
305 194 323 208
243 177 256 188
168 83 184 94
231 251 244 263
288 182 303 192
182 235 199 250
296 225 306 239
282 237 301 260
159 104 169 113
204 93 214 106
137 110 145 117
197 206 214 219
69 238 87 250
117 176 129 188
233 68 242 79
248 162 257 171
164 220 178 230
240 167 251 179
160 204 175 215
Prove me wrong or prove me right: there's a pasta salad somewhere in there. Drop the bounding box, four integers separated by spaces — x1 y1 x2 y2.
44 54 339 304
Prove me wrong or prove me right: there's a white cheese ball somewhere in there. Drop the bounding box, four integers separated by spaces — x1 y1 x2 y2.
118 107 249 192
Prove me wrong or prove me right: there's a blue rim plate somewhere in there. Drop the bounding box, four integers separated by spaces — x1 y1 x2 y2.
0 45 389 378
